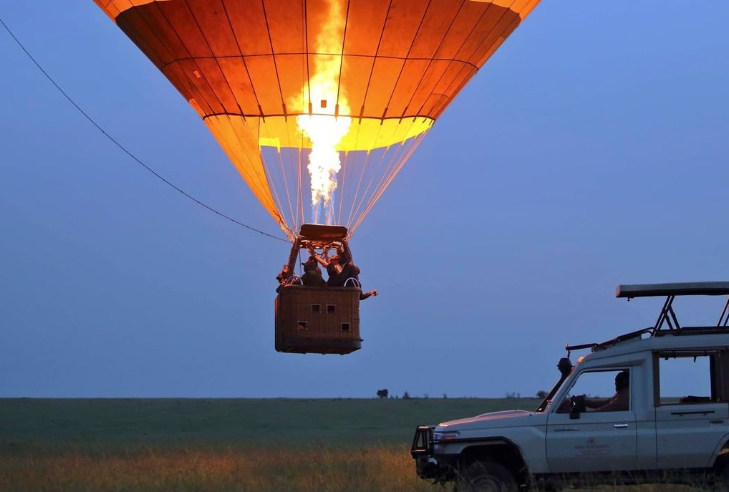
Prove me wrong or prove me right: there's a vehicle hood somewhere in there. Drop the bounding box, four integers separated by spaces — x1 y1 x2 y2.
436 409 545 431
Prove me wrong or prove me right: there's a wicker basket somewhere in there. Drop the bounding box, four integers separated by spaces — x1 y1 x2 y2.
275 286 362 354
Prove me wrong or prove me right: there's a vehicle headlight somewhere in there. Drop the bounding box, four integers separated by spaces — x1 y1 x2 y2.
433 430 460 442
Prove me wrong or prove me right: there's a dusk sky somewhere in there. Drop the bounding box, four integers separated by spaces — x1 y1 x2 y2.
1 1 728 399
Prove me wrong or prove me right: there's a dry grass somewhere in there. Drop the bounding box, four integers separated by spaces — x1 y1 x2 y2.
0 446 434 492
0 447 706 492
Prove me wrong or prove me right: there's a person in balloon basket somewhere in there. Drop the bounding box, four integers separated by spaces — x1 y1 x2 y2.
300 256 326 287
308 248 378 300
275 264 293 293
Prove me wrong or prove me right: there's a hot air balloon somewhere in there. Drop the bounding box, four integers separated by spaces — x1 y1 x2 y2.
93 0 542 354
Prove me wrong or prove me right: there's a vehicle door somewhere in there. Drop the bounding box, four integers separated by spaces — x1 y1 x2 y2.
654 350 729 469
546 368 637 473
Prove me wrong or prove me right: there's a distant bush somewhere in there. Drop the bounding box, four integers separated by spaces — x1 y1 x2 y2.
536 390 548 399
403 391 411 400
376 389 388 399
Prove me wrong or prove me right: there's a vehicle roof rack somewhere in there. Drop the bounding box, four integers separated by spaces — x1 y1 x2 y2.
617 282 729 335
616 282 729 298
566 282 729 355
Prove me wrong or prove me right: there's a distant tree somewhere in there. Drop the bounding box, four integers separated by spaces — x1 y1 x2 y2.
376 389 389 399
442 393 448 399
403 391 411 400
423 393 429 399
536 390 548 399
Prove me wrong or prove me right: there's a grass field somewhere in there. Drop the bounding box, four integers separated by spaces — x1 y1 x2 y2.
0 398 695 492
0 397 540 492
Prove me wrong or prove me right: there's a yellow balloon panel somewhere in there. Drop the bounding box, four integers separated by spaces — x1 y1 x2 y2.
258 116 434 152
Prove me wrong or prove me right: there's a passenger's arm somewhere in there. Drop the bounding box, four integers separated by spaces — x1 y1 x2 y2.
592 393 628 412
308 248 329 267
584 397 610 409
312 256 329 268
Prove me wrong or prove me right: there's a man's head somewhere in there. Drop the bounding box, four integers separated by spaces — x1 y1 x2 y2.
557 358 573 377
615 370 629 392
302 256 318 271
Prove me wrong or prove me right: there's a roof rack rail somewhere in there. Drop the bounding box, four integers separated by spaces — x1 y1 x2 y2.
566 328 652 356
653 326 729 337
617 282 729 335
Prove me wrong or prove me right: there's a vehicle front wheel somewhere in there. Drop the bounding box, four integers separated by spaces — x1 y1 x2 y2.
458 461 517 492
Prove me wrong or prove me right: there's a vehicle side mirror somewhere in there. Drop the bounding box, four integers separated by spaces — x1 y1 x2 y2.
570 395 586 420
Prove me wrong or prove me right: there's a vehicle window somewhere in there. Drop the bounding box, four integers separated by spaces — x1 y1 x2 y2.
657 354 713 404
559 369 630 413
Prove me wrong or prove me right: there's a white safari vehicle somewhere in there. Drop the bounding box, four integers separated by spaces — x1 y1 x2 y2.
411 282 729 491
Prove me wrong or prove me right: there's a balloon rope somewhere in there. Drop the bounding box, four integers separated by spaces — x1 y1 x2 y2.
0 15 288 243
352 132 424 234
297 133 305 229
336 150 350 226
272 128 296 230
350 136 411 233
348 129 390 229
345 121 374 230
283 114 301 232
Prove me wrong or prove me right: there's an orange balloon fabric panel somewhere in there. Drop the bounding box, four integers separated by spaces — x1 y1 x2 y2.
96 0 538 124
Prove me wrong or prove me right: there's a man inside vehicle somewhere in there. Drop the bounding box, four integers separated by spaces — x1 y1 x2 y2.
556 370 630 413
583 370 630 412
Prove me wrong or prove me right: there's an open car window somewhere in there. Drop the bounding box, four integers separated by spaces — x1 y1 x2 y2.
656 351 720 405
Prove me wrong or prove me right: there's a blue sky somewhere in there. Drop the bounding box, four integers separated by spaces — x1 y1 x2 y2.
1 1 728 398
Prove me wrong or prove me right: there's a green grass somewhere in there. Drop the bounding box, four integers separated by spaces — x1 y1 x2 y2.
0 397 541 453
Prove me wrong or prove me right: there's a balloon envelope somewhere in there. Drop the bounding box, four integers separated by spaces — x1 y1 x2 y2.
93 0 541 238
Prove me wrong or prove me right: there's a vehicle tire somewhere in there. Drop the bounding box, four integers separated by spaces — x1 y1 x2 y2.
458 461 517 492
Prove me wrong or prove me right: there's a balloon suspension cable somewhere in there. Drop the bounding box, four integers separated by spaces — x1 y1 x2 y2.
0 15 287 243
